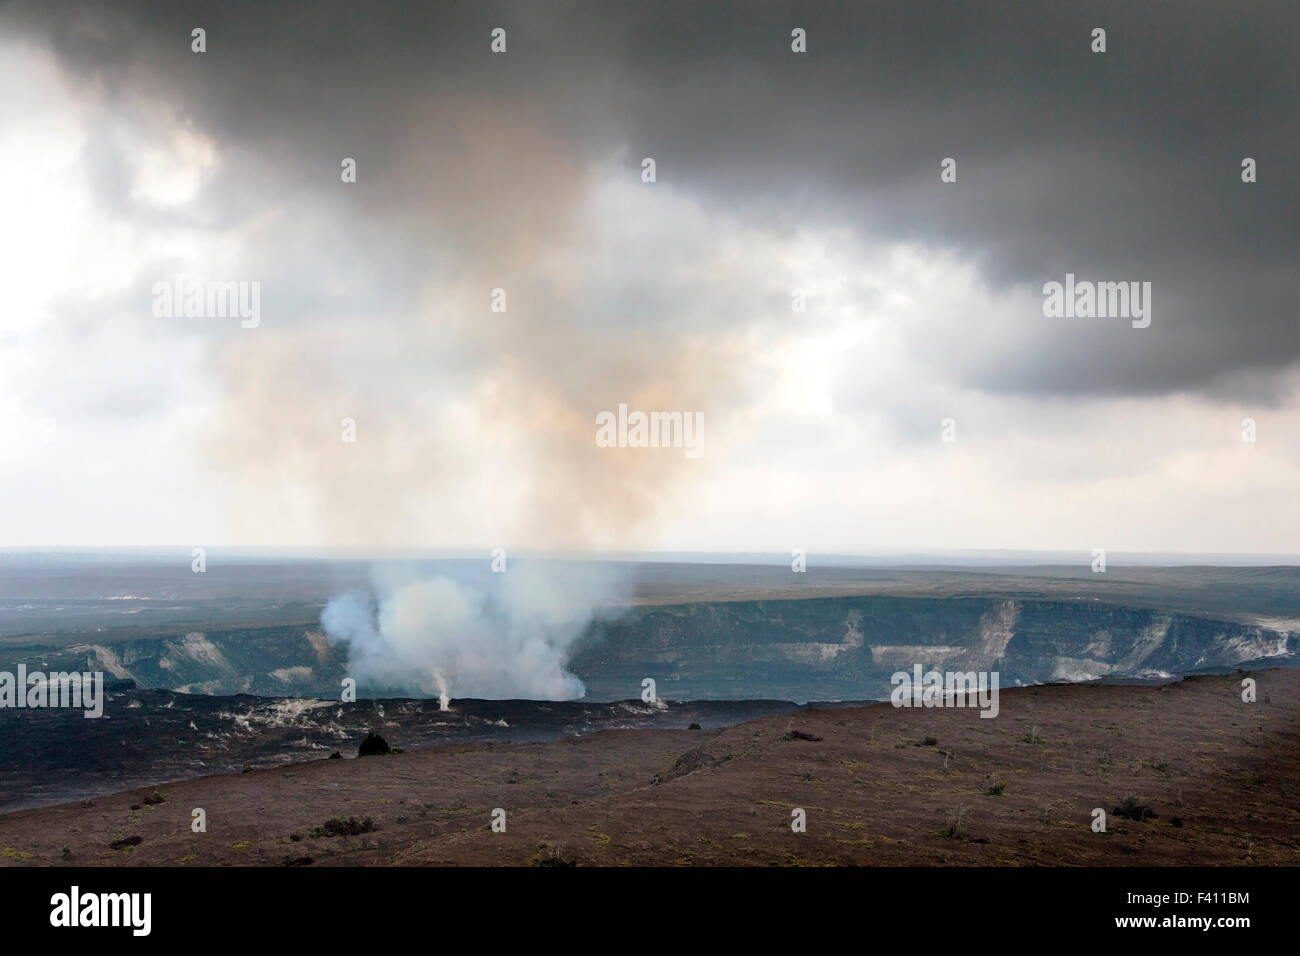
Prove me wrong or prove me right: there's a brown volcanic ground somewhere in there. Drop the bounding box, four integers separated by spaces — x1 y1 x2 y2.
2 669 1297 867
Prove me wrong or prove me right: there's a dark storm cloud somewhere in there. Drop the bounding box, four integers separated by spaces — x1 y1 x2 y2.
4 0 1297 405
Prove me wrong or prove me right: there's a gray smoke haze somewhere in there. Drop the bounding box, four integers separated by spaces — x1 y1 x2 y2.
8 0 1294 401
3 1 1298 554
320 561 632 701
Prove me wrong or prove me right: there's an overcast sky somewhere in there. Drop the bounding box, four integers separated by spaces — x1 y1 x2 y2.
0 1 1296 556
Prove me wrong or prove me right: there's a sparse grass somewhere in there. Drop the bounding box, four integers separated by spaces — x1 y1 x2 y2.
532 842 576 867
943 806 970 839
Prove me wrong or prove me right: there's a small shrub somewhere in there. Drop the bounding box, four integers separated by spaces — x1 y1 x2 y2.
1113 795 1156 822
312 816 376 838
358 732 392 757
533 843 576 867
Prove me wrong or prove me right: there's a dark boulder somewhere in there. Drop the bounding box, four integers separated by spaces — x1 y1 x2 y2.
358 732 392 757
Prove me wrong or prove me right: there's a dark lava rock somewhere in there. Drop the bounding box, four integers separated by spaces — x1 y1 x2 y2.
784 729 823 742
109 835 142 850
669 743 732 780
358 732 391 757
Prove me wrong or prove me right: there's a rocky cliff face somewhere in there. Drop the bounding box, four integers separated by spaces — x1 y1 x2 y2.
567 596 1297 701
5 627 349 699
4 596 1294 703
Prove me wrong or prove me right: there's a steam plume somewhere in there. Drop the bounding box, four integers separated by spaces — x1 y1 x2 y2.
320 561 628 702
